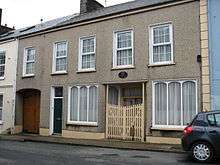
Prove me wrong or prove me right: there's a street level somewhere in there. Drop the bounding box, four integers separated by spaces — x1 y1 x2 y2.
0 140 218 165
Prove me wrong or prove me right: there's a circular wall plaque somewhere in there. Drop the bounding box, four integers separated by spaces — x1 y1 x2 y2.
118 71 128 79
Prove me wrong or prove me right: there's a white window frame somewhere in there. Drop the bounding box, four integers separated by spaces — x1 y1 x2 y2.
49 86 63 135
0 51 6 79
113 30 134 68
78 36 96 72
23 47 35 77
52 41 68 74
152 80 198 129
67 85 98 126
149 23 173 66
0 93 4 124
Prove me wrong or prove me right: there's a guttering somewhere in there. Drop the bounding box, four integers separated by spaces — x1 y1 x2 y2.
0 38 16 45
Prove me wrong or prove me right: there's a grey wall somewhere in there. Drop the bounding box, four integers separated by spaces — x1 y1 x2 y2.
16 1 201 134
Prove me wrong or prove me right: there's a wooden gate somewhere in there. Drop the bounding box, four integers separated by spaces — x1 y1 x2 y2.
106 104 145 141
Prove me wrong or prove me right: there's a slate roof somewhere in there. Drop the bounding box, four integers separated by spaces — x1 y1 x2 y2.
56 0 177 27
0 0 179 41
0 13 78 41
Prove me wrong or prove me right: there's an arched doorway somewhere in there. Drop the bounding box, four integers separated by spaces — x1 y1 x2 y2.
18 89 41 134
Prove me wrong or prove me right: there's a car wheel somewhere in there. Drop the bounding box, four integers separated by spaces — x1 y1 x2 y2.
191 142 214 163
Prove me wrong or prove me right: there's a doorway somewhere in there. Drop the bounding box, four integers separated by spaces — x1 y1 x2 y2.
23 90 40 134
51 87 63 134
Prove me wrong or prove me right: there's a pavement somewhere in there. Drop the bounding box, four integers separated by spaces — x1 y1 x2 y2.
0 134 182 153
0 140 218 165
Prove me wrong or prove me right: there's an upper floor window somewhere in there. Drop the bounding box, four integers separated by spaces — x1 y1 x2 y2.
23 47 35 76
113 30 133 68
0 51 6 79
79 37 96 71
53 41 68 73
0 95 3 123
149 23 173 65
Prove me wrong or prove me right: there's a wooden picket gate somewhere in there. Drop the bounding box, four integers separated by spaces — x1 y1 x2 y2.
106 104 145 141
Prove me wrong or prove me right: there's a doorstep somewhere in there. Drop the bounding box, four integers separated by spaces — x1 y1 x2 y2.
0 134 183 153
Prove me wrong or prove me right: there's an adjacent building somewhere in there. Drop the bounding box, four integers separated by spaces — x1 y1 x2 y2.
207 0 220 111
0 9 18 134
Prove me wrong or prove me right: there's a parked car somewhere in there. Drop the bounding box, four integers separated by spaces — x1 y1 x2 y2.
182 111 220 162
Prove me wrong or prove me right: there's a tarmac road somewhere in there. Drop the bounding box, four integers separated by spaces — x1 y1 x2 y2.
0 140 218 165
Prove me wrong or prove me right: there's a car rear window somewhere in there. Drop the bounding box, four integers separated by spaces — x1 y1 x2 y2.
193 114 207 126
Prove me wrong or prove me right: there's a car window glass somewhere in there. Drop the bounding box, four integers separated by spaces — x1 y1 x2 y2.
193 114 207 126
207 114 215 126
214 114 220 127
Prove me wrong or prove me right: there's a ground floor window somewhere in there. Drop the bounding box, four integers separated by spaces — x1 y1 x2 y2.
0 95 3 122
153 80 197 127
68 85 98 125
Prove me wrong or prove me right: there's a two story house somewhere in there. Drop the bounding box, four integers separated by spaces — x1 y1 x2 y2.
0 0 202 143
0 13 77 134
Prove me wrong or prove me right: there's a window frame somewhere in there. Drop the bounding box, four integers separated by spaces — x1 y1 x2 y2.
52 41 68 74
207 113 220 127
23 47 36 77
152 80 198 129
78 36 96 72
149 23 174 66
67 85 98 126
113 29 134 69
0 51 6 79
0 93 4 124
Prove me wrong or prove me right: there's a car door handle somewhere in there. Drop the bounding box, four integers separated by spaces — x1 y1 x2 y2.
209 130 217 134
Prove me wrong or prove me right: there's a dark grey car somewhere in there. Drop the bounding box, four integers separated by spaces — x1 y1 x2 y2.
182 111 220 162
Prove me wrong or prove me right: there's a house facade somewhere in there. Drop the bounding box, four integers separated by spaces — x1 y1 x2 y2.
13 0 201 142
0 39 18 134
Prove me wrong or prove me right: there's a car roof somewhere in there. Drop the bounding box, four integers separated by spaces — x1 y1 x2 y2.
198 110 220 115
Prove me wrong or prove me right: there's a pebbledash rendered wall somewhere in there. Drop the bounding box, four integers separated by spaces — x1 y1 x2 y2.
15 0 201 138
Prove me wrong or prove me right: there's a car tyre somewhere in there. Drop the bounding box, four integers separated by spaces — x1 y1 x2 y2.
191 142 214 163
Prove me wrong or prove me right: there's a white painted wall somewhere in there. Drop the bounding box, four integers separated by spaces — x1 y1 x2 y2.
0 39 18 134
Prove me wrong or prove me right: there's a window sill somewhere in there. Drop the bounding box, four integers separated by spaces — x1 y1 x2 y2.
67 122 98 127
148 62 175 67
111 66 135 70
151 126 185 131
51 71 68 76
0 77 5 80
77 69 96 73
22 74 35 78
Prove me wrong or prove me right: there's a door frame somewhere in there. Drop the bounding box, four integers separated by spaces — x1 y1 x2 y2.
49 86 63 135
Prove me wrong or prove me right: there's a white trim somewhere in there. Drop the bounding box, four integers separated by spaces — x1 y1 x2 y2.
113 30 134 68
0 93 4 123
67 121 98 126
22 47 36 77
67 84 98 125
149 23 173 65
152 79 198 128
49 86 63 135
49 87 54 135
52 41 68 74
0 51 6 79
78 36 96 72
